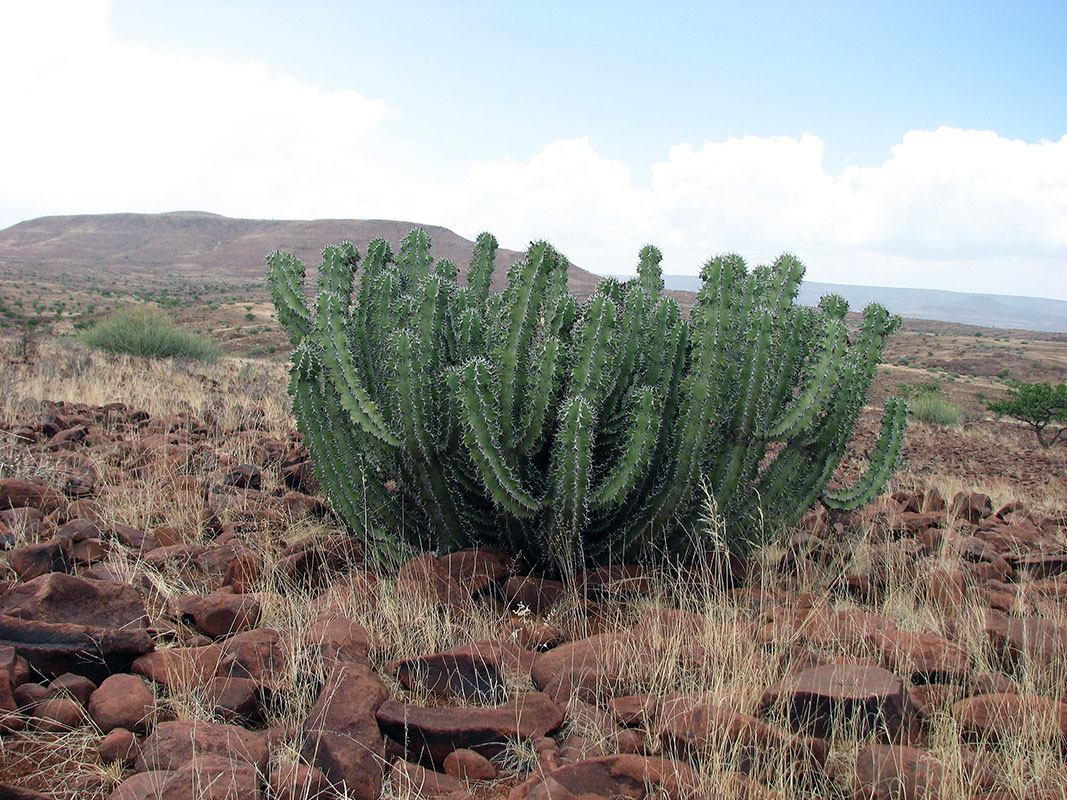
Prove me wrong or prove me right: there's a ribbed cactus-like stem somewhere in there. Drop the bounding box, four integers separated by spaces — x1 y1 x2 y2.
269 229 907 575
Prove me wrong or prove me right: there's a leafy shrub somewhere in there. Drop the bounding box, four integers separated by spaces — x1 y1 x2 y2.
269 230 906 574
80 306 223 362
988 381 1067 448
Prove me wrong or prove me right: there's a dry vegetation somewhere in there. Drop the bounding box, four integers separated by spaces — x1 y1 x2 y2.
0 324 1064 800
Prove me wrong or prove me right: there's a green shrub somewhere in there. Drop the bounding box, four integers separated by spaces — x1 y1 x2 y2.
80 306 223 362
908 391 962 425
268 230 906 575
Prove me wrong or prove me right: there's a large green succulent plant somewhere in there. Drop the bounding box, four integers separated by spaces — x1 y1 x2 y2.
268 230 907 575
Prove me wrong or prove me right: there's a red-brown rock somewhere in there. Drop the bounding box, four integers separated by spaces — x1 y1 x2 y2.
504 575 567 615
760 664 913 740
7 538 72 580
952 693 1067 745
89 672 156 733
268 763 337 800
158 755 262 800
389 642 507 702
176 591 261 639
47 671 96 705
137 720 268 773
443 748 497 780
506 754 700 800
301 660 389 800
1 572 146 630
99 726 140 766
132 644 224 691
376 691 563 762
32 696 86 731
389 760 465 799
0 479 66 514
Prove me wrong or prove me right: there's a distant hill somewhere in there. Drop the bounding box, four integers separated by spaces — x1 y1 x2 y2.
2 212 1063 332
0 211 604 299
659 275 1067 333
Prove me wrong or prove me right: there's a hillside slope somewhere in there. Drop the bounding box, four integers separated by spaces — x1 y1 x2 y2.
0 211 604 298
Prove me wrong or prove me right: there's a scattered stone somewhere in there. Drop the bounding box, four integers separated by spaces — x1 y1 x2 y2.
89 672 156 733
389 760 465 799
157 755 262 800
136 720 268 773
268 763 337 800
7 538 72 581
506 754 700 800
760 664 914 740
301 660 389 800
32 696 86 731
174 591 261 639
1 572 146 630
504 575 567 615
389 643 507 702
376 691 563 762
99 727 140 766
443 748 497 780
107 770 172 800
204 676 264 724
952 693 1067 745
0 479 66 515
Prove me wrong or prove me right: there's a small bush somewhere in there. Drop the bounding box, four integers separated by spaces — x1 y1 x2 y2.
908 392 963 426
80 306 224 361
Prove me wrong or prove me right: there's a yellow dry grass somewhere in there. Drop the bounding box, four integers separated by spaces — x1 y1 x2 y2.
0 333 1064 800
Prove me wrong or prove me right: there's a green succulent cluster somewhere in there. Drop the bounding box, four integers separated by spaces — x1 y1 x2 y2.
268 229 907 575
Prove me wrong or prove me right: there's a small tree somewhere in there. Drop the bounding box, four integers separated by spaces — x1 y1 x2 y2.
987 381 1067 448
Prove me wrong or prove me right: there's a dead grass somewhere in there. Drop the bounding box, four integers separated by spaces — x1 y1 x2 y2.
0 332 1065 799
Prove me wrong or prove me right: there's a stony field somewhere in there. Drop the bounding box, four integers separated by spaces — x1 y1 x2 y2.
0 335 1064 800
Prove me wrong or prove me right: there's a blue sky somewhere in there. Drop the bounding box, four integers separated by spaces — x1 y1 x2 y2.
2 1 1065 299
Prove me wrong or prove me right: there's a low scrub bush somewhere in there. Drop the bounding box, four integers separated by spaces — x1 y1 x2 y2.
908 391 962 425
80 306 223 362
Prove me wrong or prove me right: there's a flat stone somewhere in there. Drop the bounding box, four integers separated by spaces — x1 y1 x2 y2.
0 613 153 681
760 664 912 740
952 693 1067 745
136 720 268 773
376 691 563 762
389 642 508 702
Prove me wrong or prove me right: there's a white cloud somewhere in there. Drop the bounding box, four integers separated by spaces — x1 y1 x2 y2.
446 130 1067 298
1 3 1064 299
0 1 390 221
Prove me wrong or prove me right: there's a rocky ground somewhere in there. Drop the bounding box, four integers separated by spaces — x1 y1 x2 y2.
0 340 1064 800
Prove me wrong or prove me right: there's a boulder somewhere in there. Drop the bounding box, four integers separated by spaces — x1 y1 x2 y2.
158 755 262 800
376 691 563 763
268 763 337 800
7 538 72 580
89 672 156 733
0 613 153 681
952 693 1067 745
506 754 701 800
0 478 66 514
760 664 914 740
443 748 497 780
389 760 465 799
389 642 508 702
99 726 140 766
301 660 389 800
137 720 268 773
174 591 260 639
107 771 172 800
0 572 146 630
